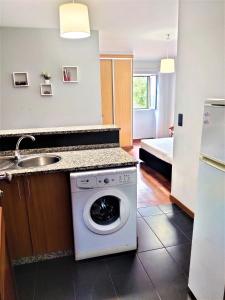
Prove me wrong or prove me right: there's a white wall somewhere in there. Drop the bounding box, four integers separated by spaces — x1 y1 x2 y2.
171 0 225 211
0 27 102 129
133 60 159 139
156 73 176 138
133 109 156 139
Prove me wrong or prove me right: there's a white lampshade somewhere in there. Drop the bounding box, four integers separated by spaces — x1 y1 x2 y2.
59 3 90 39
160 58 175 73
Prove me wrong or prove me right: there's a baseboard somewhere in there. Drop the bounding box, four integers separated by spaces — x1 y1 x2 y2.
170 195 194 219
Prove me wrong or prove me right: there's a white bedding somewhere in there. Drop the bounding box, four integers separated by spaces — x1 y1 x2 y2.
140 137 173 164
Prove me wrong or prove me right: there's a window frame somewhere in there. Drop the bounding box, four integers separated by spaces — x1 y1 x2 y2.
133 74 158 111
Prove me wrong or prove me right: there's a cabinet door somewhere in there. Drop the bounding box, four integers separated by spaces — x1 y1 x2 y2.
0 178 32 259
114 59 133 148
0 208 17 300
25 173 73 255
100 59 114 124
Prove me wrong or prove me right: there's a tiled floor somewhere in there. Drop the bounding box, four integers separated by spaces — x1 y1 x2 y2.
14 204 194 300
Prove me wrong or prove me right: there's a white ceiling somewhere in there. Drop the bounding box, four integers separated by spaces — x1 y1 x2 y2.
0 0 178 60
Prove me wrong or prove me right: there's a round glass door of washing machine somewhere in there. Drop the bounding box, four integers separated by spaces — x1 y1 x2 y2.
90 196 120 225
83 189 130 235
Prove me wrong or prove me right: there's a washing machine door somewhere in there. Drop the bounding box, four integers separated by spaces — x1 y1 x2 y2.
83 189 130 235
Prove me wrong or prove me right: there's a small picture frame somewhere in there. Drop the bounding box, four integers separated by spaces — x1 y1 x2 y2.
40 84 53 96
12 72 29 87
62 66 79 83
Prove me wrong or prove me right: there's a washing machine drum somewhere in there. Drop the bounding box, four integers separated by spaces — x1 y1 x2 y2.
83 189 130 235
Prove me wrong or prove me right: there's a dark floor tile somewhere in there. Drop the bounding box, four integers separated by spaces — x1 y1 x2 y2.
144 214 189 247
138 206 163 217
138 248 185 285
137 218 164 252
138 248 190 300
35 256 75 300
158 204 181 215
152 277 192 300
166 243 192 276
106 253 160 300
14 263 37 300
167 212 193 240
72 257 117 300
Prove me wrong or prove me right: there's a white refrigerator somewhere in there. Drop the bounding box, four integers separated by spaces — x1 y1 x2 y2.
189 98 225 300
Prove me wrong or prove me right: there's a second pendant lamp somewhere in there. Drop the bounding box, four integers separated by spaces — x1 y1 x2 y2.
160 34 175 73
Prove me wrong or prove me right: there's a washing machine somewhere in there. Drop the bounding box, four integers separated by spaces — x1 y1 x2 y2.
70 167 137 260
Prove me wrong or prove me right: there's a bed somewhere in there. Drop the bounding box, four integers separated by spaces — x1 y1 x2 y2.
139 137 173 180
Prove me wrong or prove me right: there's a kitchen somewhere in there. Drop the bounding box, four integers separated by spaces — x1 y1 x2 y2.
0 1 225 300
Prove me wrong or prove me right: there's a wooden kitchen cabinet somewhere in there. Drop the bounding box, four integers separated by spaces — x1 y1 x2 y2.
0 177 32 259
0 172 74 260
0 207 17 300
25 173 73 255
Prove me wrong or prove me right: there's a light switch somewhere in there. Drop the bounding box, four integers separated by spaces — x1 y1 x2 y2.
178 113 183 126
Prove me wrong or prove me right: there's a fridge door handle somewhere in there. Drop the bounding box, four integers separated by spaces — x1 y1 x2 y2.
200 155 225 172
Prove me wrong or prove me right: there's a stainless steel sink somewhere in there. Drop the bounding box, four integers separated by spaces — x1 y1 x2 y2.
18 155 61 168
0 154 61 171
0 157 16 171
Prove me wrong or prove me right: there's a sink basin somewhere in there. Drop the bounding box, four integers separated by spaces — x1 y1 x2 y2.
18 155 61 168
0 157 16 171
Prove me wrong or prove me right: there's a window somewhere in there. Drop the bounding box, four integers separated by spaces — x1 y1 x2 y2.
133 74 157 109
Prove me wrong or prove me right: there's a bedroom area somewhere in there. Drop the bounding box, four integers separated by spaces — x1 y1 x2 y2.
133 56 176 183
99 2 178 208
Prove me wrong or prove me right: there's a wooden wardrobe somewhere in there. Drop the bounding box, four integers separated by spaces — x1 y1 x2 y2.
100 54 133 148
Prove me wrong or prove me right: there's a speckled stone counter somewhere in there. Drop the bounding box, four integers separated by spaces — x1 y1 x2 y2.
1 147 137 176
0 124 120 137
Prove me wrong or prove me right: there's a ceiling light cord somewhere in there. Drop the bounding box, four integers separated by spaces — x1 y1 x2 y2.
166 33 170 59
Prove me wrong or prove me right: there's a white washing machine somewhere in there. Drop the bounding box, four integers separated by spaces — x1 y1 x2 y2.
70 167 137 260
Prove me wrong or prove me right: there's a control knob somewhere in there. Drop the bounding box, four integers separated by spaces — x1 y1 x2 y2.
104 178 110 184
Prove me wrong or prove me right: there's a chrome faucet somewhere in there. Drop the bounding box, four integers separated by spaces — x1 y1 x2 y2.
15 135 36 161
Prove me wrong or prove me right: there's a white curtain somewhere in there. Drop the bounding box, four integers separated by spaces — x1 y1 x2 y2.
155 73 176 138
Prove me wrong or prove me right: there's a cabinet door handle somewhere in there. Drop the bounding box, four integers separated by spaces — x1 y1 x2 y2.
200 155 225 172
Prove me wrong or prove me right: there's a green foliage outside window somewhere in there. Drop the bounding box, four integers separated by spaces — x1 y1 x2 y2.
133 76 149 109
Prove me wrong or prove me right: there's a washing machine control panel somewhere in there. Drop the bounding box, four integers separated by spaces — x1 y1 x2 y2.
77 177 97 188
76 172 135 189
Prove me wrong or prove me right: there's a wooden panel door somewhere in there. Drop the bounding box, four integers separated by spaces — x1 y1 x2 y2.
0 178 33 259
100 59 113 124
0 208 17 300
25 173 73 255
114 59 133 147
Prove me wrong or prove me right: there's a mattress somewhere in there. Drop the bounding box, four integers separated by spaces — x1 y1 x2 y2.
140 137 173 164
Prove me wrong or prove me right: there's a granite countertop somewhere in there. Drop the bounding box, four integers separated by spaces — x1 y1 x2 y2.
1 148 137 176
0 124 120 138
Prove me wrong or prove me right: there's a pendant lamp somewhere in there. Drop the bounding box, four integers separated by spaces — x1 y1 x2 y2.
160 34 175 73
59 1 90 39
